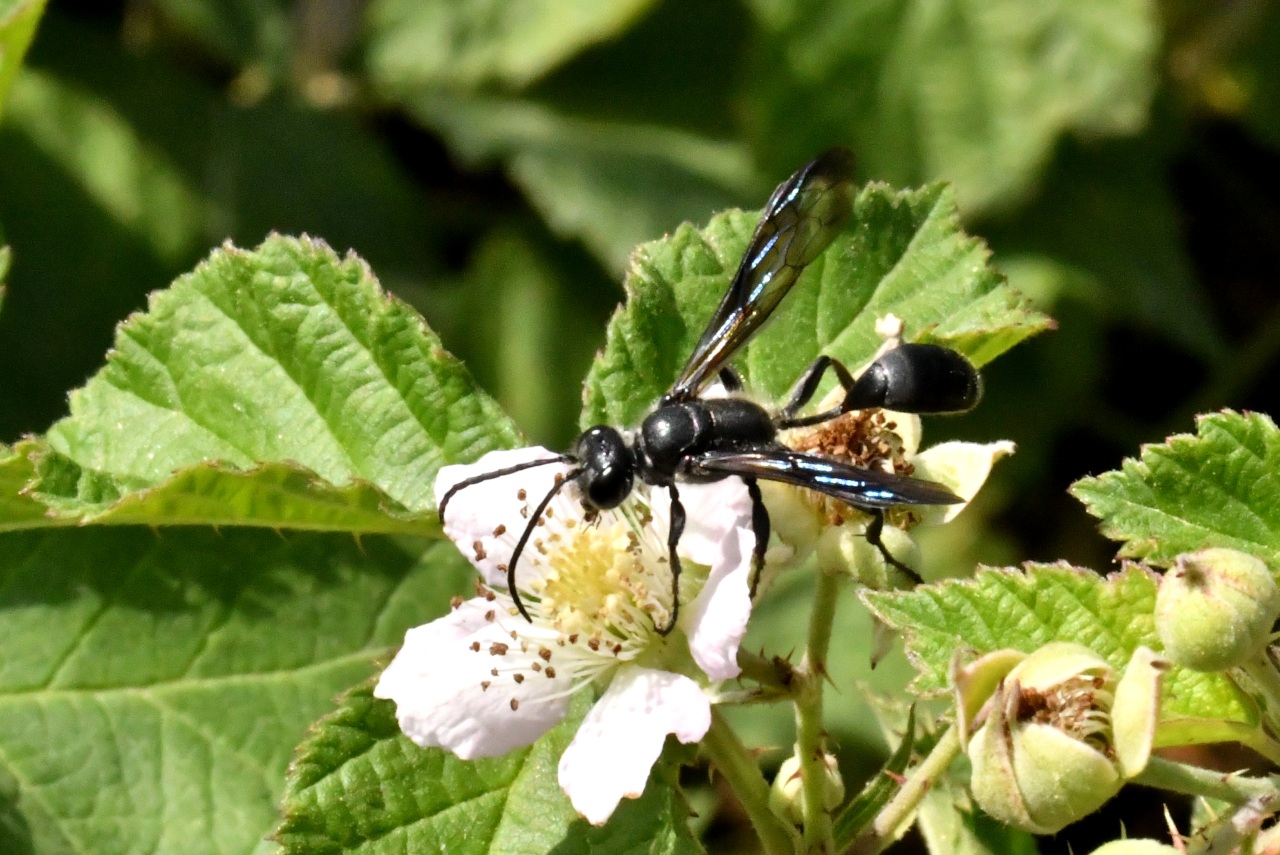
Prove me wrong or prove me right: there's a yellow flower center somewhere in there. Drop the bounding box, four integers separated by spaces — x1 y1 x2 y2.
523 506 681 657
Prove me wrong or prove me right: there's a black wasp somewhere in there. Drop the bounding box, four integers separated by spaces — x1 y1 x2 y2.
439 148 981 634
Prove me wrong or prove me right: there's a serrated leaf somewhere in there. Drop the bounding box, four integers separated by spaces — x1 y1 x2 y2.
0 0 44 122
30 235 518 528
863 564 1257 744
276 685 702 855
366 0 657 91
1071 411 1280 567
14 438 435 534
744 0 1159 213
0 442 55 530
0 528 473 855
403 95 754 271
582 181 1051 429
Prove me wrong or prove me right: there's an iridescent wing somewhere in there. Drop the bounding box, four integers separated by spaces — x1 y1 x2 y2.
691 447 961 509
666 148 855 402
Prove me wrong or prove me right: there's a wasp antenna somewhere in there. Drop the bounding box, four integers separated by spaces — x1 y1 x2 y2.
506 467 583 623
437 454 574 523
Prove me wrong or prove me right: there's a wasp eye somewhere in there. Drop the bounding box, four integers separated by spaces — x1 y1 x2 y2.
586 465 634 509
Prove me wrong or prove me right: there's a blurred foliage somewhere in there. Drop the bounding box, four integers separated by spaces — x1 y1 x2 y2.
1 1 1279 852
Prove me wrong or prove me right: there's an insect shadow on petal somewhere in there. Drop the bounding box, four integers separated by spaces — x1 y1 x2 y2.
439 148 982 635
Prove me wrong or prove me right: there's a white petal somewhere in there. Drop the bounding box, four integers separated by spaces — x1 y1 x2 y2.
558 667 711 824
648 478 752 567
434 446 584 588
886 411 923 457
912 440 1016 524
685 526 754 680
375 597 574 759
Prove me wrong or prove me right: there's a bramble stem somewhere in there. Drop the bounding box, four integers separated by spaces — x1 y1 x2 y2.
872 723 962 845
703 708 800 855
796 569 841 853
736 648 799 699
1133 756 1280 805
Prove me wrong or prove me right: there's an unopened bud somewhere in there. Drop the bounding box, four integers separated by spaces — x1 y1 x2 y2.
1087 840 1181 855
1155 548 1280 672
768 749 845 824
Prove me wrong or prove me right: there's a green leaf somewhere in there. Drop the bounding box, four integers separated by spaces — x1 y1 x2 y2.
0 244 8 313
12 438 434 534
276 685 702 854
744 0 1159 213
582 181 1051 429
984 135 1222 360
438 228 616 448
0 16 449 441
403 95 754 271
0 0 44 121
4 68 207 263
918 784 1039 855
144 0 290 75
1223 2 1280 151
863 564 1257 743
25 235 518 527
1071 410 1280 567
832 705 916 846
0 528 472 855
366 0 658 91
0 441 55 530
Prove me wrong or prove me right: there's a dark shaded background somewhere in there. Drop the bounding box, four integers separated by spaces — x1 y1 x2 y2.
2 1 1278 850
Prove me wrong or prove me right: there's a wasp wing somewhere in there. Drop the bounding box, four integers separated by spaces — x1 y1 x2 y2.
666 148 855 401
691 448 961 510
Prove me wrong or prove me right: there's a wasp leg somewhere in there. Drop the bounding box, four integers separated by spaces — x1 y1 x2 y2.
745 477 770 597
505 469 580 622
718 366 745 392
657 484 687 636
777 355 857 427
864 510 923 585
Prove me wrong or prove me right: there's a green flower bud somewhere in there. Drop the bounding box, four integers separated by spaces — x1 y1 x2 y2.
768 749 845 824
1155 548 1280 672
1087 841 1180 855
966 643 1165 835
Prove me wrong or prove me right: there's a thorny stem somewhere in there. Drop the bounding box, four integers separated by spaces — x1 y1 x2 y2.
1133 757 1280 806
796 569 842 853
702 708 800 855
872 723 962 847
736 648 799 698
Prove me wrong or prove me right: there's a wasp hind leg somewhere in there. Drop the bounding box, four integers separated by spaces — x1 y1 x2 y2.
744 477 770 597
777 355 858 427
864 510 923 585
656 484 686 636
